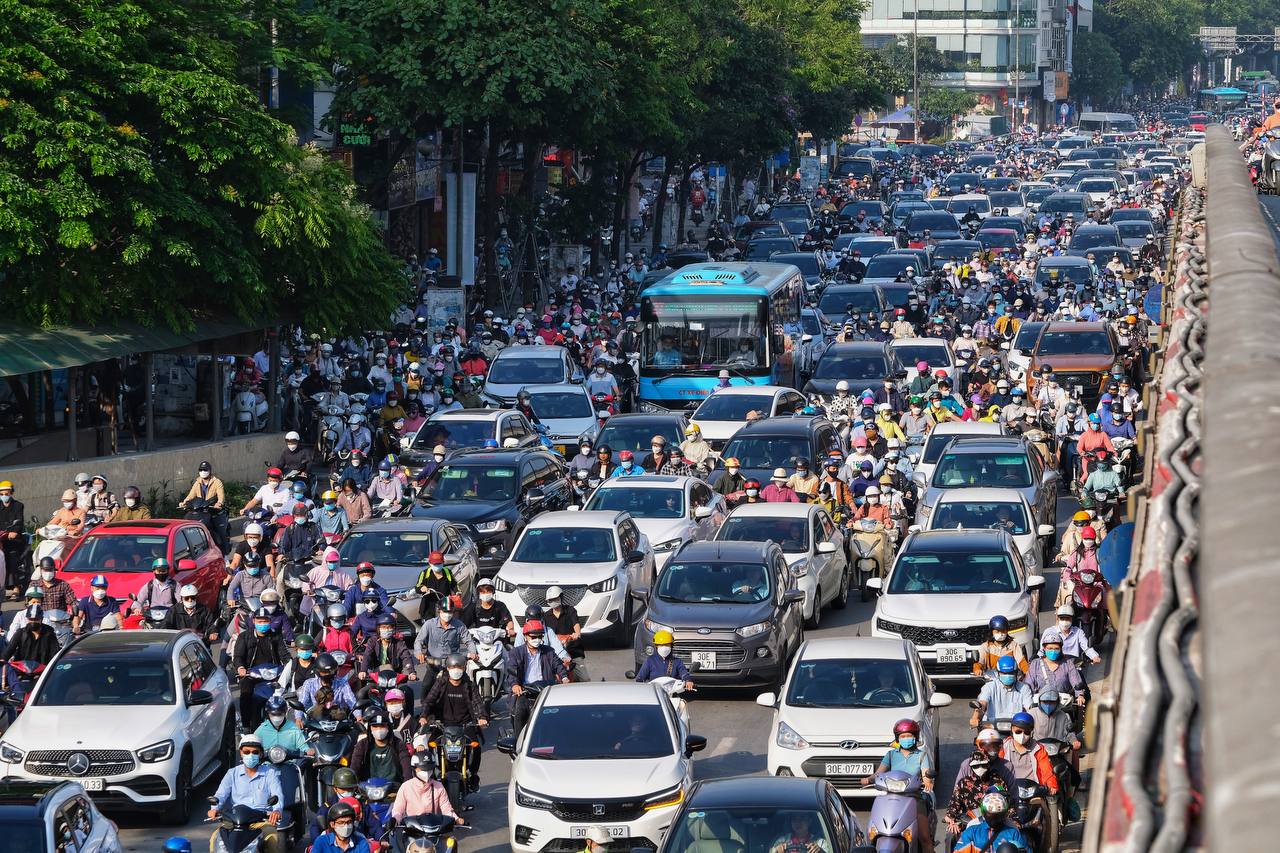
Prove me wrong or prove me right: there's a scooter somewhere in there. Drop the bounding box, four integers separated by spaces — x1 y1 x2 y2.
242 663 286 731
185 497 230 553
849 517 891 602
277 559 311 627
140 604 173 630
264 743 309 839
307 585 345 637
865 770 929 852
388 813 459 853
649 675 693 731
466 626 507 719
358 777 398 847
1012 779 1058 853
42 608 74 647
207 795 281 853
302 715 357 807
425 723 480 813
0 660 46 725
1071 573 1110 649
33 524 69 565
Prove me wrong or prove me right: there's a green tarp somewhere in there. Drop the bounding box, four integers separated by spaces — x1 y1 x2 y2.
0 317 262 377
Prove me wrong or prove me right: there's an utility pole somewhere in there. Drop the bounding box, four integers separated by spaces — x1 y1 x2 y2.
913 0 920 144
1013 0 1020 125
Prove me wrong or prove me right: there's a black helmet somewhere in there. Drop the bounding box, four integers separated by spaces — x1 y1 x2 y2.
327 801 357 824
375 613 394 626
316 653 338 676
410 750 436 776
38 555 56 571
446 652 467 670
525 604 544 621
295 633 316 651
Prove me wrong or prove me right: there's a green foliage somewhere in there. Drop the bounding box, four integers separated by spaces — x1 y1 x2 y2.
875 37 952 97
0 0 403 333
1096 0 1202 90
920 87 978 120
1072 31 1127 107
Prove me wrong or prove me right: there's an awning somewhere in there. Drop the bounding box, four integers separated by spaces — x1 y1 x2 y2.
0 317 265 377
1200 87 1245 97
873 106 915 126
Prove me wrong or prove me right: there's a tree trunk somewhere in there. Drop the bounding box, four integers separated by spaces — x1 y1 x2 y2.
587 157 608 279
651 157 674 255
521 135 541 304
675 163 691 244
614 151 645 265
610 159 628 267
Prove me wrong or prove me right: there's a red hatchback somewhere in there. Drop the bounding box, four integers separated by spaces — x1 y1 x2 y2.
58 519 227 612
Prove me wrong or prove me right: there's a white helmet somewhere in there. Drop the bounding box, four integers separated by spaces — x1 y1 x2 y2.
546 585 563 602
503 437 519 448
285 431 301 442
244 523 264 537
835 380 850 393
179 584 199 598
1056 604 1075 618
348 414 364 427
865 486 881 497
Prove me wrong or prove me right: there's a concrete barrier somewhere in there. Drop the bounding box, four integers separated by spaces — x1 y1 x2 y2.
0 433 281 524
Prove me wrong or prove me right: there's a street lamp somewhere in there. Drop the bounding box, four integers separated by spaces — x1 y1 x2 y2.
1013 0 1020 125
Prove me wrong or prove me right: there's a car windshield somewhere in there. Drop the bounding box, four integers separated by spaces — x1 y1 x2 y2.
695 394 775 421
1036 330 1113 356
813 351 888 382
947 197 991 214
1070 231 1117 251
1037 264 1092 286
419 465 517 502
745 239 795 260
61 535 170 573
597 421 682 456
786 658 918 708
34 658 176 706
865 255 915 278
642 295 767 369
720 436 813 469
977 231 1017 248
892 344 950 368
655 560 772 603
988 192 1024 208
818 289 880 316
922 432 959 464
528 390 592 420
512 527 617 562
1078 180 1117 193
338 530 436 567
488 357 565 385
665 808 833 853
1041 197 1086 215
585 487 685 519
933 451 1032 488
782 255 822 277
932 500 1030 534
413 419 494 451
1115 222 1154 238
888 551 1019 594
527 703 672 760
905 212 958 232
718 515 809 552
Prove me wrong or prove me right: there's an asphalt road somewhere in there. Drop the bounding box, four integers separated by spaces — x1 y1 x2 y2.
109 493 1102 853
1255 193 1280 255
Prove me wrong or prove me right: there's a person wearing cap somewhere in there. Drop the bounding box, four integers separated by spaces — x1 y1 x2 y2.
349 709 413 784
970 655 1033 728
344 563 389 614
945 750 1009 837
209 734 284 852
114 485 152 522
506 620 571 738
74 575 122 633
1053 604 1102 666
760 468 801 503
391 751 462 828
786 459 820 501
642 435 671 473
420 651 488 780
84 474 119 523
278 500 323 568
412 596 476 680
0 480 24 597
6 587 44 641
463 577 516 638
47 487 88 542
171 582 220 643
234 606 291 726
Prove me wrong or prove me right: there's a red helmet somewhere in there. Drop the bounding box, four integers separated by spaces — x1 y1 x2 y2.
266 467 283 479
523 619 545 634
1081 526 1097 540
427 550 444 565
619 450 634 460
893 719 921 737
744 479 761 490
356 561 375 575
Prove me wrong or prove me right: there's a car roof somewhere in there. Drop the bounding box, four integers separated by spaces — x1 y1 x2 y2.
689 776 827 808
1073 223 1117 233
675 540 775 561
64 629 185 658
698 386 789 399
822 341 889 355
890 337 951 348
599 412 687 427
1038 256 1091 267
930 421 1005 437
345 516 449 533
522 383 589 396
595 474 694 489
728 415 831 437
799 636 911 660
0 780 74 817
89 519 186 534
726 501 816 520
905 528 1011 551
428 409 506 423
1043 321 1109 332
529 510 627 529
933 486 1031 504
493 345 566 361
446 448 555 464
541 682 663 707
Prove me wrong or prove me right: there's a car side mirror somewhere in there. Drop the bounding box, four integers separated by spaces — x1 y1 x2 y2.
816 541 836 554
177 559 198 572
1027 574 1046 589
526 487 545 505
188 689 214 707
693 506 713 520
625 670 637 680
1000 341 1011 350
1042 469 1060 484
1037 524 1055 538
496 737 517 757
627 549 646 564
783 589 804 605
912 471 926 488
929 691 953 708
630 586 650 601
756 692 778 708
684 735 708 757
866 577 883 592
443 555 461 566
907 524 922 535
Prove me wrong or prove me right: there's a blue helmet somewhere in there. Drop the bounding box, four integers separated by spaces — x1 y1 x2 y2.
90 574 108 588
996 655 1018 674
483 439 499 448
264 694 287 715
1088 412 1101 424
163 838 193 853
988 614 1009 632
1011 711 1036 730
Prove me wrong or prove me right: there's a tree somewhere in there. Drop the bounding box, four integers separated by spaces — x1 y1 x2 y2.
920 86 977 120
1095 0 1202 91
1072 31 1127 107
875 37 951 98
0 0 404 332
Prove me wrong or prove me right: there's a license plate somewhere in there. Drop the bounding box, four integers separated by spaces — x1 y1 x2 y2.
80 778 104 791
556 444 571 457
936 645 967 664
572 825 630 839
691 651 718 671
824 762 875 776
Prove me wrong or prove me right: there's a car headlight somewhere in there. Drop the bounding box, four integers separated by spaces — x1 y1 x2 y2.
515 784 553 810
474 519 508 534
644 617 673 635
137 740 174 763
1020 548 1039 568
643 782 685 811
1007 615 1029 633
736 620 771 639
790 558 810 578
0 742 24 763
653 538 683 553
493 575 515 593
775 721 810 751
588 575 619 593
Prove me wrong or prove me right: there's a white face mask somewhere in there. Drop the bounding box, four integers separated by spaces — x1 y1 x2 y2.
1013 732 1030 745
268 713 286 727
371 727 390 741
528 637 543 648
727 467 739 475
200 471 211 479
992 631 1008 642
1058 620 1073 632
125 498 138 508
580 446 591 456
867 496 879 505
973 765 989 777
387 703 404 716
41 570 55 582
184 599 197 611
479 593 494 603
62 501 75 510
657 645 671 659
287 443 299 451
415 769 433 782
546 600 561 610
360 576 372 586
364 602 378 613
447 667 465 680
92 589 106 600
333 823 354 839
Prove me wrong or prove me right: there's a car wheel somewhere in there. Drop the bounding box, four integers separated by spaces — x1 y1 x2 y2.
804 589 822 630
614 595 634 649
833 568 850 610
219 714 237 772
162 750 192 825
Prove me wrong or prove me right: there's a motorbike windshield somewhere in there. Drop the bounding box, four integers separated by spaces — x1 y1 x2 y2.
418 465 516 502
511 527 617 563
60 535 170 572
718 516 808 552
655 561 772 604
785 658 918 708
526 703 673 759
585 487 684 520
887 552 1019 594
933 452 1032 488
34 659 176 706
665 808 833 853
931 501 1030 535
338 531 436 567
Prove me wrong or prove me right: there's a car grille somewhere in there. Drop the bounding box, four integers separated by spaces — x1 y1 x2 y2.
877 619 988 646
123 775 171 797
542 840 657 853
518 585 588 608
1055 371 1101 393
924 660 977 677
673 639 748 669
25 749 136 778
551 797 646 823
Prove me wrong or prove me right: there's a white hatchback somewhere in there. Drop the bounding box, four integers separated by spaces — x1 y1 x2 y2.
758 636 950 797
690 385 808 448
499 681 706 852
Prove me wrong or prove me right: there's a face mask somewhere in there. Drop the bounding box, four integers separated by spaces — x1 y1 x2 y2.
125 498 138 508
1058 620 1073 632
431 566 444 576
867 496 879 505
269 713 287 727
333 823 354 840
622 461 632 469
528 637 543 648
433 454 445 463
254 623 269 634
1013 732 1030 745
656 645 672 659
371 726 390 741
580 447 591 456
999 673 1017 686
1045 649 1062 662
360 576 372 586
1089 423 1099 431
364 602 378 613
287 443 299 452
330 618 345 628
415 769 433 782
324 501 336 509
62 501 75 510
242 752 262 770
91 484 103 494
727 467 739 475
247 566 261 576
992 630 1008 642
378 626 394 639
387 702 404 716
973 765 989 778
910 407 921 415
745 488 759 498
547 600 561 610
200 471 211 479
898 736 916 750
380 471 391 479
246 537 261 547
299 650 314 660
447 667 465 680
92 588 106 600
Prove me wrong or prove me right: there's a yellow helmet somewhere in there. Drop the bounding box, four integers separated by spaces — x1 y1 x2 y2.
653 629 674 646
0 480 12 491
1072 510 1091 524
322 490 338 501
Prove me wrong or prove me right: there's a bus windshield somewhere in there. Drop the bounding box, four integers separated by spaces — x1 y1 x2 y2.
641 296 766 370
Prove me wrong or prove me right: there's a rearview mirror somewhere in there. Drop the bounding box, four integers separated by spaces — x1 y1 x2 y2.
816 541 836 554
912 471 926 488
693 506 713 520
624 670 636 680
907 524 922 535
627 549 646 564
1027 574 1046 589
756 692 778 708
1037 524 1055 538
496 737 517 757
176 559 197 572
929 691 953 708
783 589 804 605
187 689 214 707
684 734 708 756
443 555 461 566
630 586 650 601
525 487 545 504
866 577 883 592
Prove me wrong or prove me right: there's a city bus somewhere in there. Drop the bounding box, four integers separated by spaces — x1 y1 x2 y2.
637 262 804 412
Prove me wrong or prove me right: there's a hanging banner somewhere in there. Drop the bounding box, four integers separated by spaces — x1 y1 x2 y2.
415 133 442 202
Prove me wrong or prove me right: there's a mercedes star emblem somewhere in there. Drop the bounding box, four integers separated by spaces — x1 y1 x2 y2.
66 753 91 776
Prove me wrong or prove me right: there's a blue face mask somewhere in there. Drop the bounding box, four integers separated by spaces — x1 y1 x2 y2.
254 622 269 634
380 471 391 478
247 566 261 576
1040 702 1059 715
898 736 916 750
242 752 262 770
1045 649 1062 662
999 673 1017 686
299 650 314 660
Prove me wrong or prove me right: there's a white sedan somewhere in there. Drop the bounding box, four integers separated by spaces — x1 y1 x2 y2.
920 487 1055 574
690 385 809 448
583 475 726 572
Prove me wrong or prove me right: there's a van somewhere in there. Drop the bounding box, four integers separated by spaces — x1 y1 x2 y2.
1078 112 1138 134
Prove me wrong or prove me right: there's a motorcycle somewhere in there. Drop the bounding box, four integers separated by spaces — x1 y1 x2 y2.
1039 732 1078 808
465 626 508 719
1070 570 1110 648
277 559 310 627
648 675 693 731
388 813 459 853
307 584 346 637
301 715 357 807
1111 437 1137 485
185 497 230 553
865 770 930 852
264 744 309 839
0 660 46 724
359 666 413 715
848 517 891 602
424 722 481 813
140 604 173 630
207 795 282 853
1012 779 1058 853
222 595 263 671
33 524 69 565
358 777 398 847
242 663 287 731
1090 488 1119 529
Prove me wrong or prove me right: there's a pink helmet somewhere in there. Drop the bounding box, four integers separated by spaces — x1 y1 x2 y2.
323 547 341 563
385 688 405 702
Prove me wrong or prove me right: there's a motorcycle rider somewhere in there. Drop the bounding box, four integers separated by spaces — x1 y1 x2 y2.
171 583 221 644
287 634 319 691
46 488 87 541
242 467 292 520
861 719 935 853
1003 711 1060 796
73 574 122 632
542 585 585 679
345 562 389 613
1057 525 1103 607
413 597 476 683
760 468 801 503
0 480 27 597
1 604 60 670
506 620 571 738
297 653 359 722
680 424 715 472
208 734 284 853
309 800 371 853
1029 690 1082 798
257 588 294 642
390 752 463 824
84 475 119 524
970 655 1033 727
335 414 373 459
634 629 694 689
359 613 416 689
277 431 315 475
585 361 620 401
368 460 404 508
971 615 1029 678
611 449 644 478
1025 633 1086 707
952 790 1029 852
227 551 274 608
115 486 152 521
234 607 290 729
133 557 178 615
255 694 314 757
713 457 747 502
850 485 893 528
421 652 489 789
336 449 373 493
1051 605 1103 667
413 551 458 619
945 751 1003 838
349 710 412 784
278 501 322 568
568 439 598 476
463 578 516 638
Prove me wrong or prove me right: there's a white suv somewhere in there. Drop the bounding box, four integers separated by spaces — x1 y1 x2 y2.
582 475 726 572
493 510 654 646
498 681 706 852
0 630 236 823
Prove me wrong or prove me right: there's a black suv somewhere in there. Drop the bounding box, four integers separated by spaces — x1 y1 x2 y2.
410 448 570 575
716 415 843 487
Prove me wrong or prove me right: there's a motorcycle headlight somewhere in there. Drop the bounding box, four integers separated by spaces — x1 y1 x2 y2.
775 721 810 751
136 740 174 763
515 784 553 810
653 538 682 553
644 617 673 636
588 575 618 593
736 619 771 639
268 746 288 765
474 519 508 534
0 742 24 763
493 575 515 593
